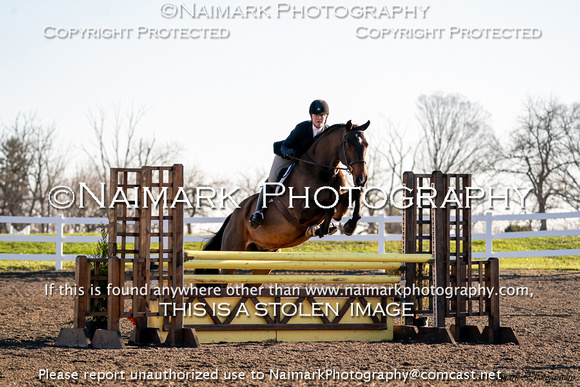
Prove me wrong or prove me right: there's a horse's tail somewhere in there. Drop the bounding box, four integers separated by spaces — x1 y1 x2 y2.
203 214 232 251
196 214 232 285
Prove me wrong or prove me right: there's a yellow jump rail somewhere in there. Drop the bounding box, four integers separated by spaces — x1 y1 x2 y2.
185 251 433 263
184 274 402 284
184 259 403 271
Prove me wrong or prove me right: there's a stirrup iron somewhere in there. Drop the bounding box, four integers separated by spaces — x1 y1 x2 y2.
249 212 263 229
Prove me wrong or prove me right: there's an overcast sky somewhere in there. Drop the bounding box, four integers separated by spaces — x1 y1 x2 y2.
1 0 579 179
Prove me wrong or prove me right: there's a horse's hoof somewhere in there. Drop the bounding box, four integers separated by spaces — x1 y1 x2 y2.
314 228 327 238
305 225 319 238
344 221 356 236
249 212 263 229
328 225 338 235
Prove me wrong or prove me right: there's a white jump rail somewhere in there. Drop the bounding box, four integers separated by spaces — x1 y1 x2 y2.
0 215 107 270
1 212 579 270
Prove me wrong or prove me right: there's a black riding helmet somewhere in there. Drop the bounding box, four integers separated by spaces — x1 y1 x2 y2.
309 100 329 115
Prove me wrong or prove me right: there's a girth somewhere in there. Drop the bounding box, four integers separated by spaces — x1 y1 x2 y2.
271 197 324 234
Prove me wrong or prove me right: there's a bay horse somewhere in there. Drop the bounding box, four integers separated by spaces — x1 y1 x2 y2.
198 120 370 277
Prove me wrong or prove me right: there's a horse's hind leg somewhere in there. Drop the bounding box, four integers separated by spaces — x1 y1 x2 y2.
215 210 274 289
245 244 272 288
219 232 245 276
219 217 273 279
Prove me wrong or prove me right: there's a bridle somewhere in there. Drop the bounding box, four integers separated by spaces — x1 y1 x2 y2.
338 130 367 175
288 129 367 176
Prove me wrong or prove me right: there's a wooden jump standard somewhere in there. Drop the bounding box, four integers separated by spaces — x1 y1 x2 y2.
56 165 518 348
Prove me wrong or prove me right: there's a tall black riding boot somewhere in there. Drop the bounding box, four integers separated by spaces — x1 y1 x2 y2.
249 186 266 229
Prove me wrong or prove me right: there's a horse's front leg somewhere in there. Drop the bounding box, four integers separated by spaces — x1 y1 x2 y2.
344 189 362 236
305 208 335 238
313 209 335 238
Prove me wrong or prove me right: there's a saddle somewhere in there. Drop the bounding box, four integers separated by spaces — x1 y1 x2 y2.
268 163 331 236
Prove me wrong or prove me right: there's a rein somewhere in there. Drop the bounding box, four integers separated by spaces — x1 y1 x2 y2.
287 129 366 176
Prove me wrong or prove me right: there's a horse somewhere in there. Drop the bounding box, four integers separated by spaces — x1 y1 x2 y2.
197 120 370 278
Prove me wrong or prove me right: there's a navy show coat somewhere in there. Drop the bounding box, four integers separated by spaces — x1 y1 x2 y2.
273 120 328 158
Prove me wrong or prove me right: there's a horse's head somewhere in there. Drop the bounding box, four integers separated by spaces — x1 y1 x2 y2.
341 120 370 187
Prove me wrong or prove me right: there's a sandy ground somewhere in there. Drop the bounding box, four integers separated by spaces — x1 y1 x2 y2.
0 269 579 386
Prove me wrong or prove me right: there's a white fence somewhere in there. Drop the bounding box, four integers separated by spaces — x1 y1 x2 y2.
1 212 579 270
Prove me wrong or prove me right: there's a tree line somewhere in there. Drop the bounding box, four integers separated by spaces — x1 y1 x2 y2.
1 95 579 233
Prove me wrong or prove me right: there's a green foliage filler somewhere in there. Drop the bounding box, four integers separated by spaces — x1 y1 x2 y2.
89 224 109 259
85 223 109 333
504 224 533 232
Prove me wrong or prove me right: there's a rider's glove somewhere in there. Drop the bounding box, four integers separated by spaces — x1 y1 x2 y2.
283 148 296 159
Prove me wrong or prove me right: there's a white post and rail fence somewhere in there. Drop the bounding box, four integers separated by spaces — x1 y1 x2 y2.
1 212 579 270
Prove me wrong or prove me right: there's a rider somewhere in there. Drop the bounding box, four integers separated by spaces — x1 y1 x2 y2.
249 99 330 228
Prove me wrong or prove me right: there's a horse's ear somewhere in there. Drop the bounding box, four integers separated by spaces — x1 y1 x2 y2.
359 120 370 131
346 120 353 131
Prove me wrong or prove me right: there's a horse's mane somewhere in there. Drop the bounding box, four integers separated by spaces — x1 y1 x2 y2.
296 123 345 155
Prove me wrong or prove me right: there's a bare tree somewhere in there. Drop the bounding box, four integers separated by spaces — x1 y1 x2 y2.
184 165 211 235
375 122 417 215
62 165 107 232
549 102 580 210
85 105 180 182
416 92 494 173
234 167 267 200
560 103 580 209
0 126 32 222
359 121 417 234
492 97 578 230
27 120 67 223
0 113 67 231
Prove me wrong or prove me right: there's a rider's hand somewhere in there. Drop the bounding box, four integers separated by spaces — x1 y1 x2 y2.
284 148 296 159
